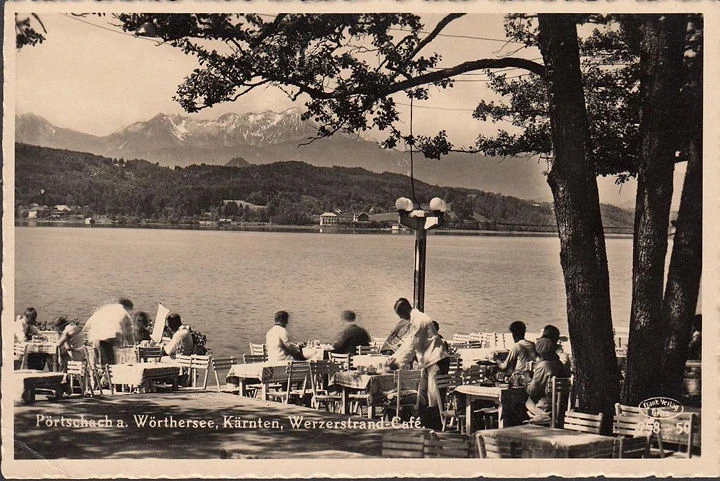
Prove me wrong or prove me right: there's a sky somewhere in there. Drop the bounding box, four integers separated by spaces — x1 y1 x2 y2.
14 11 691 207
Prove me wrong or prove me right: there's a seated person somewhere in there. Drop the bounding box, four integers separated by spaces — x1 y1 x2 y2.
539 324 573 373
161 313 194 357
14 307 39 343
132 312 152 345
332 310 371 355
54 316 86 370
496 321 537 386
525 337 570 422
265 311 304 361
15 307 47 370
380 298 414 354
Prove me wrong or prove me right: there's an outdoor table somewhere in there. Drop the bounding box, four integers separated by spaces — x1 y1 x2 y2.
454 348 508 366
110 363 181 393
14 369 65 403
454 383 528 433
329 370 395 418
226 361 291 399
479 424 615 458
352 354 390 370
21 342 60 371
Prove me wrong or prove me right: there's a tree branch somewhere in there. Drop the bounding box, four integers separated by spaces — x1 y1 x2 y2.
409 13 465 60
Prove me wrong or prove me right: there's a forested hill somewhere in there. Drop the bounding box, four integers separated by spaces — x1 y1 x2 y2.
14 143 634 228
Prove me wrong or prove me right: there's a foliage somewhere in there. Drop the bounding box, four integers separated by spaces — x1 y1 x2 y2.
116 13 544 156
16 14 46 49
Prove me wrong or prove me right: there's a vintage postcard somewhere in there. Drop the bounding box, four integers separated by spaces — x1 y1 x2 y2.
2 0 718 478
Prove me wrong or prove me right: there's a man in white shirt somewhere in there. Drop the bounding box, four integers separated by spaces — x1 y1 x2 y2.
82 298 134 364
265 311 304 361
162 313 194 357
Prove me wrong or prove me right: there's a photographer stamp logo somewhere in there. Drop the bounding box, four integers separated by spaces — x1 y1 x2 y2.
638 397 684 419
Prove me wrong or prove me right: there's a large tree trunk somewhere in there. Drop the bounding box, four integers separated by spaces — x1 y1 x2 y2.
537 14 619 431
658 16 703 399
623 15 687 405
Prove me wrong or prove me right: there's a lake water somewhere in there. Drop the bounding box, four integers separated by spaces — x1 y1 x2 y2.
13 226 634 359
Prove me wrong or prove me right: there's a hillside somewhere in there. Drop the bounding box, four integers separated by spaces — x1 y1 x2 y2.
14 143 634 229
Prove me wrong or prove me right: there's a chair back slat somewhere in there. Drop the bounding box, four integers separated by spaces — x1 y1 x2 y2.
381 430 432 458
424 432 473 458
563 411 603 434
243 354 266 364
249 343 267 356
475 432 519 458
329 352 353 370
138 346 162 363
356 345 380 355
613 436 649 458
548 376 573 428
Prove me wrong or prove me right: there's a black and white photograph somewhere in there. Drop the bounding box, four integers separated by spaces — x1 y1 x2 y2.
2 2 717 478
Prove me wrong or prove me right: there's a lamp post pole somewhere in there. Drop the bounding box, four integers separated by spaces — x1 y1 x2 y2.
396 197 446 312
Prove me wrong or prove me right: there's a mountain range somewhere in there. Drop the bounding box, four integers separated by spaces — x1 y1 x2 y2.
16 110 554 202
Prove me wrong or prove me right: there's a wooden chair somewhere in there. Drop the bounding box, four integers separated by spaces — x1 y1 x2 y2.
356 345 380 355
65 360 103 397
613 435 650 458
268 360 309 404
249 343 267 357
84 346 111 395
563 410 603 434
425 432 474 458
381 429 433 458
434 372 463 432
138 346 162 363
385 369 421 421
211 356 241 393
655 412 698 458
14 343 29 369
549 376 573 428
242 354 266 364
612 404 654 458
329 352 353 371
475 432 519 458
187 354 211 390
308 360 342 411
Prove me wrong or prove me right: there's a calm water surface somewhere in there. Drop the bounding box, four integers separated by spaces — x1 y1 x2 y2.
14 227 633 359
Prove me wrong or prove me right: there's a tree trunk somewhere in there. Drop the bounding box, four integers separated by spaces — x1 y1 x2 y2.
537 14 619 431
659 16 702 398
623 15 687 405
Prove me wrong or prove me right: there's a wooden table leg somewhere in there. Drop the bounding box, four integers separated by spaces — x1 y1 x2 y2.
465 395 474 434
261 382 268 400
341 387 349 415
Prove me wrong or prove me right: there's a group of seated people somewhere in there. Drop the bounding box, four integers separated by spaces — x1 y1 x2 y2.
14 299 200 370
263 298 574 428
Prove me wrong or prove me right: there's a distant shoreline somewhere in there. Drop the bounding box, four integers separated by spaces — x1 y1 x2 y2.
14 220 634 239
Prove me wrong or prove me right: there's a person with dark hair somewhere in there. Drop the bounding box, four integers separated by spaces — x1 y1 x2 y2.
380 298 413 354
265 311 304 361
54 316 85 370
539 324 573 373
14 307 39 342
162 312 194 357
332 310 371 355
496 321 536 386
525 337 570 422
386 298 449 429
82 299 135 364
132 312 152 344
15 307 48 369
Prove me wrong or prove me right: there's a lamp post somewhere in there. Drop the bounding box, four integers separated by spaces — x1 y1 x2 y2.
395 196 447 311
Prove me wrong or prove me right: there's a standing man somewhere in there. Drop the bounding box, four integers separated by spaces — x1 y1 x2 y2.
332 310 371 355
265 311 304 361
386 298 449 429
82 298 134 364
